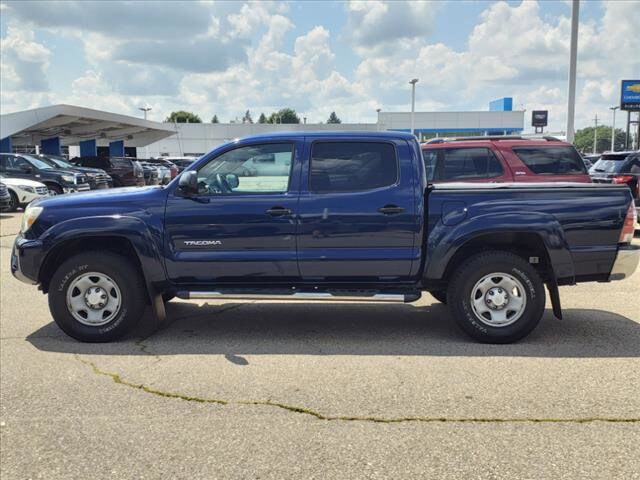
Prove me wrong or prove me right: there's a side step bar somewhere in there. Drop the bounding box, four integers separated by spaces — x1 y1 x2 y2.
177 291 421 303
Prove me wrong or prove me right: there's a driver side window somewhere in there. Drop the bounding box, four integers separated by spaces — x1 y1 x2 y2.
196 143 293 195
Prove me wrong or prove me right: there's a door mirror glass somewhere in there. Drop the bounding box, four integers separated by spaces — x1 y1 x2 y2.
178 170 198 194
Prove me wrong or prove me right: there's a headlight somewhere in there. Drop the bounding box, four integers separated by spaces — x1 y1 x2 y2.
21 206 43 233
61 175 75 184
17 185 36 193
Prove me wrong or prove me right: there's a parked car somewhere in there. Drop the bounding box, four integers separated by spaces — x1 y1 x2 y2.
146 158 178 181
71 156 145 187
11 132 638 344
160 156 197 173
0 175 49 211
37 154 112 190
0 153 90 195
421 136 591 184
138 161 160 185
581 153 600 171
140 161 170 184
590 151 640 221
0 182 11 211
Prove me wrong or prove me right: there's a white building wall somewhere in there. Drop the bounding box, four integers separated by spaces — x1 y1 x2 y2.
144 111 525 157
146 122 380 157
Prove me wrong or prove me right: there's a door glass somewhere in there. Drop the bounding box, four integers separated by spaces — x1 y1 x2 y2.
196 144 293 194
309 142 398 193
437 148 503 180
513 146 586 174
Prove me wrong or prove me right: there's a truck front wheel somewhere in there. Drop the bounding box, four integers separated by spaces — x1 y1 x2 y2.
48 252 147 342
447 251 545 343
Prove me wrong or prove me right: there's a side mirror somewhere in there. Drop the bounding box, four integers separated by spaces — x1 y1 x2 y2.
178 170 198 195
21 166 33 173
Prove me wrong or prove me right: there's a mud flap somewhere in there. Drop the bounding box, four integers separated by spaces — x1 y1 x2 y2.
546 278 562 320
150 292 166 325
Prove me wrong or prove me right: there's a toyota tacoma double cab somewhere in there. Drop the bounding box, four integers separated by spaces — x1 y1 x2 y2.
11 132 639 343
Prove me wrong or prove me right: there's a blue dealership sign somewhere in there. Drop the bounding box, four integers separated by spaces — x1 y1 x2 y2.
620 80 640 111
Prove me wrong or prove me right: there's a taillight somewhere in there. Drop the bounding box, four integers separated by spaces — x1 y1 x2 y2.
619 202 637 244
612 175 633 184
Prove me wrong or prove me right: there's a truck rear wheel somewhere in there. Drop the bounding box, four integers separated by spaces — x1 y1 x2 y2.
447 251 545 343
48 252 147 342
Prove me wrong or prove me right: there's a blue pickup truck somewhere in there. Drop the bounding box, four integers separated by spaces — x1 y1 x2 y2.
11 132 639 343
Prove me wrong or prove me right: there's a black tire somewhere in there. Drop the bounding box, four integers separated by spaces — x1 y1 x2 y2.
48 252 147 342
429 290 447 304
447 251 545 344
7 191 19 212
46 183 63 195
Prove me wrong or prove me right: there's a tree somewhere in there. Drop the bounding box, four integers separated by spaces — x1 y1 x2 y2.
258 113 267 124
165 111 202 123
211 115 219 123
268 108 301 124
327 111 341 124
574 125 626 154
242 110 253 124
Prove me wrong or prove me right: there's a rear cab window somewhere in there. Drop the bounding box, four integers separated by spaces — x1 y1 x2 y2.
309 142 398 193
512 145 586 175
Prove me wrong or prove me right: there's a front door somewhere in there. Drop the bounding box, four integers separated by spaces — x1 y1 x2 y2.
164 141 301 285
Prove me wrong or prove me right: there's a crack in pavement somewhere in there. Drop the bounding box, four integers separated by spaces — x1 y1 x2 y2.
75 355 640 425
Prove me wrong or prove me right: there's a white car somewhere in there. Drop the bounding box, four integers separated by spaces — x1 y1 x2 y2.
0 175 49 211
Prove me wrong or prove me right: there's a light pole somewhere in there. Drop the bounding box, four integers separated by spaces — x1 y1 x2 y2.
139 105 152 120
610 106 619 152
565 0 579 143
138 106 152 158
593 113 598 154
409 79 418 137
376 108 381 131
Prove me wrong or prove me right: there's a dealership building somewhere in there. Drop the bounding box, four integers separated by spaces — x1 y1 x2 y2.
0 98 524 158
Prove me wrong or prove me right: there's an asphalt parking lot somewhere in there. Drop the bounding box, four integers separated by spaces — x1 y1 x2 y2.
1 211 639 479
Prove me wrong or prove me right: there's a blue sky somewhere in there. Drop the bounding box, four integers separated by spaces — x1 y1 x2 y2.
1 1 638 131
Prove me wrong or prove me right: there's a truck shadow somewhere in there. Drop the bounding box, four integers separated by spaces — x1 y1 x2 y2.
27 301 640 358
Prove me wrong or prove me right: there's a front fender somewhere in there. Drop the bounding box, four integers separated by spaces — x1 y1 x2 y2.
423 211 574 282
39 215 168 293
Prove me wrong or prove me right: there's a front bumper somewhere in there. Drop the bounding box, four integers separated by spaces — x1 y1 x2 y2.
608 245 640 281
11 234 42 285
63 183 91 193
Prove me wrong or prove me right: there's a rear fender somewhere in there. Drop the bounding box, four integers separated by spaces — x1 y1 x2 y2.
424 211 574 284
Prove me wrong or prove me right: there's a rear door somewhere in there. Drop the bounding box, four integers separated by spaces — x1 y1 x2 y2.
296 138 418 280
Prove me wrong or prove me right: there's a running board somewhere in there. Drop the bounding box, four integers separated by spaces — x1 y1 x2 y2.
176 291 420 303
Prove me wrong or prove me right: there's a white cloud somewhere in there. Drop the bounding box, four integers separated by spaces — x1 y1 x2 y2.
1 0 638 131
0 23 51 92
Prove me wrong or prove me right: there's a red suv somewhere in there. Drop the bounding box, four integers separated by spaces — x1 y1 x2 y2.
421 136 591 184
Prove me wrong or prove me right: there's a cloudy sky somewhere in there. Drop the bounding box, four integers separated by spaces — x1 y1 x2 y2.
1 0 638 131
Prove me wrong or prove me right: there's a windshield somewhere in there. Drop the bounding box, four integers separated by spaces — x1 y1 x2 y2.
21 154 54 170
42 156 74 169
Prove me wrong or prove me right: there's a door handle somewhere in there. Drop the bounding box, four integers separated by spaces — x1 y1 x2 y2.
378 204 405 215
266 206 292 216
